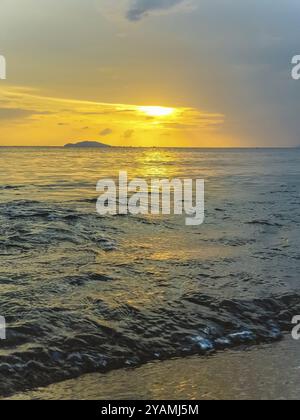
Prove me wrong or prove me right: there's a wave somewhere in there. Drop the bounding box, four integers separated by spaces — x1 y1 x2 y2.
0 292 298 397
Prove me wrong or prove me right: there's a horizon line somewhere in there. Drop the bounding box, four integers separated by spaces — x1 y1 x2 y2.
0 146 299 149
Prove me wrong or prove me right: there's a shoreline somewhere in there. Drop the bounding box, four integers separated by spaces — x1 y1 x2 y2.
7 335 300 400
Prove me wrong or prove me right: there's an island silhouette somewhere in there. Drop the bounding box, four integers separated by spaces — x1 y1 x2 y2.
64 141 111 148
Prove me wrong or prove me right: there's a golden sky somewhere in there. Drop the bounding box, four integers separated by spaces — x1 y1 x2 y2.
0 0 299 147
0 86 226 147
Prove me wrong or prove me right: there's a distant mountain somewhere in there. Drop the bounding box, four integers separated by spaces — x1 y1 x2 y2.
64 141 111 148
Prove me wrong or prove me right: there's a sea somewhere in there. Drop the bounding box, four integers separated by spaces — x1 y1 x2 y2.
0 147 299 397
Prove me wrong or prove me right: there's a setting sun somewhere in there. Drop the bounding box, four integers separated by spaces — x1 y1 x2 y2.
138 106 175 118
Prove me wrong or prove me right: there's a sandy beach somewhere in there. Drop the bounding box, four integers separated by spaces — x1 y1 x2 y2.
8 335 300 400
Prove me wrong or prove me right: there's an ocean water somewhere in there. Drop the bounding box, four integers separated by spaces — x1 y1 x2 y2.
0 147 300 396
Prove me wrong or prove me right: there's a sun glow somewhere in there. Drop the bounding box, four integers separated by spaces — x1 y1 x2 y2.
0 86 227 146
138 106 175 118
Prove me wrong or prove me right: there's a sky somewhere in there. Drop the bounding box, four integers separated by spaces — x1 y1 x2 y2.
0 0 299 147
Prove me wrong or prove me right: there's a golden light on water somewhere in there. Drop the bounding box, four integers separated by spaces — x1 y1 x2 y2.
138 106 175 118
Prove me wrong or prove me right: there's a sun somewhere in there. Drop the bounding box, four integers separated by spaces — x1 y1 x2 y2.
138 106 175 117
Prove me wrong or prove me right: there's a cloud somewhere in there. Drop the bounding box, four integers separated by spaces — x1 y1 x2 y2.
162 122 197 130
124 129 134 138
0 108 36 120
100 128 113 136
126 0 186 21
0 86 224 146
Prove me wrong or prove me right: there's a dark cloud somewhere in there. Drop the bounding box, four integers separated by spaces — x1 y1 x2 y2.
0 108 37 120
162 122 197 130
127 0 184 21
123 129 134 139
100 128 113 136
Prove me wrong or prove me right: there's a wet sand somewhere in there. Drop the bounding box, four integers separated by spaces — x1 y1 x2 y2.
9 335 300 400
